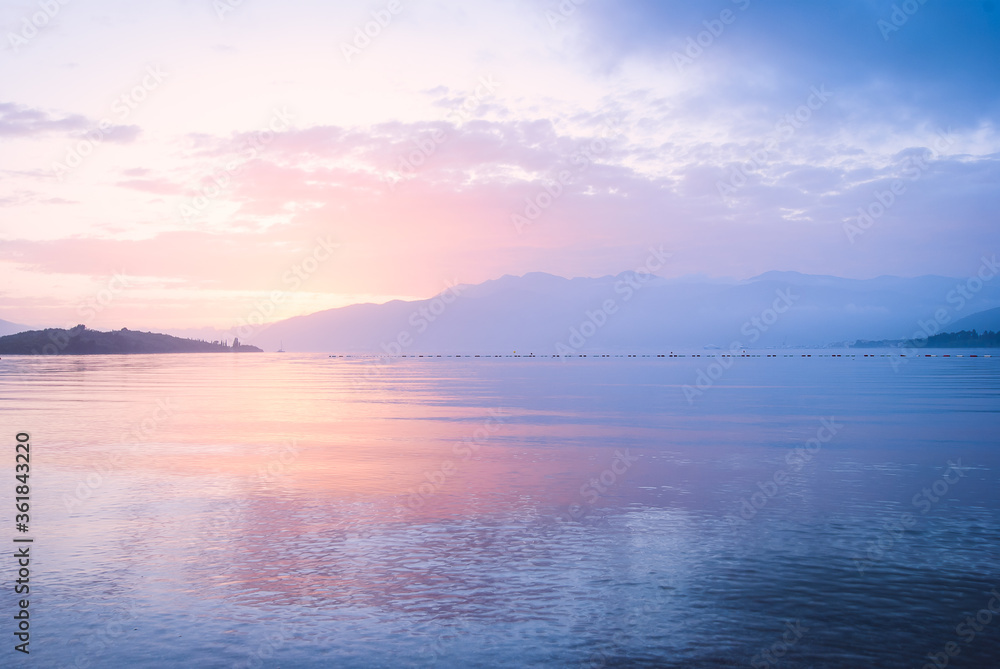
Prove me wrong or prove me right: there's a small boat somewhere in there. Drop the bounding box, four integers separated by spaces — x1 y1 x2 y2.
277 341 285 353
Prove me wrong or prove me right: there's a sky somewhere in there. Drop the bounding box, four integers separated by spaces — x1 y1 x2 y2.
1 0 998 331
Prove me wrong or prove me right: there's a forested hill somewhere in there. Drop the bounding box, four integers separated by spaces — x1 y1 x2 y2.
918 329 1000 347
852 329 1000 349
0 326 262 355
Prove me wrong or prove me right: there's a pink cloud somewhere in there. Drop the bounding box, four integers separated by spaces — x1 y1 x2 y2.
116 178 186 195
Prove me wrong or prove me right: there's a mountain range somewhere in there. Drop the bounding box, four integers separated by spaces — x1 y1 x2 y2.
4 270 1000 354
235 270 1000 353
948 306 1000 333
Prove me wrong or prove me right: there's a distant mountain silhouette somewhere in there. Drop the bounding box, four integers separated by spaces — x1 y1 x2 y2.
852 330 1000 349
0 318 29 337
946 306 1000 334
921 330 999 347
0 326 262 355
229 270 1000 353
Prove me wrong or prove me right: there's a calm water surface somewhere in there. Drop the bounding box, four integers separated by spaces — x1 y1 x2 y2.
1 352 998 668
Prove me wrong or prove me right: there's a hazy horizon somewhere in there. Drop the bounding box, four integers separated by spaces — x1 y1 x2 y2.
7 264 1000 336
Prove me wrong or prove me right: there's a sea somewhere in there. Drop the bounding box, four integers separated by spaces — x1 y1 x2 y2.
0 350 998 668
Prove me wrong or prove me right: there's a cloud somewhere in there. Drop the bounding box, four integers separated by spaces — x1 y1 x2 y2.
91 109 995 292
0 101 140 142
100 124 142 144
0 190 79 207
2 0 998 329
0 102 90 137
116 178 185 195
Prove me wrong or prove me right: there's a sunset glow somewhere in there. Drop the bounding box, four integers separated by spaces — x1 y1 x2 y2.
3 0 997 332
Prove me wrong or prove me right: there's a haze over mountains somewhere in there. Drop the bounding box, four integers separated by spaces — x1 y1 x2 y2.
219 268 1000 353
948 306 1000 334
5 269 999 354
0 318 29 337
